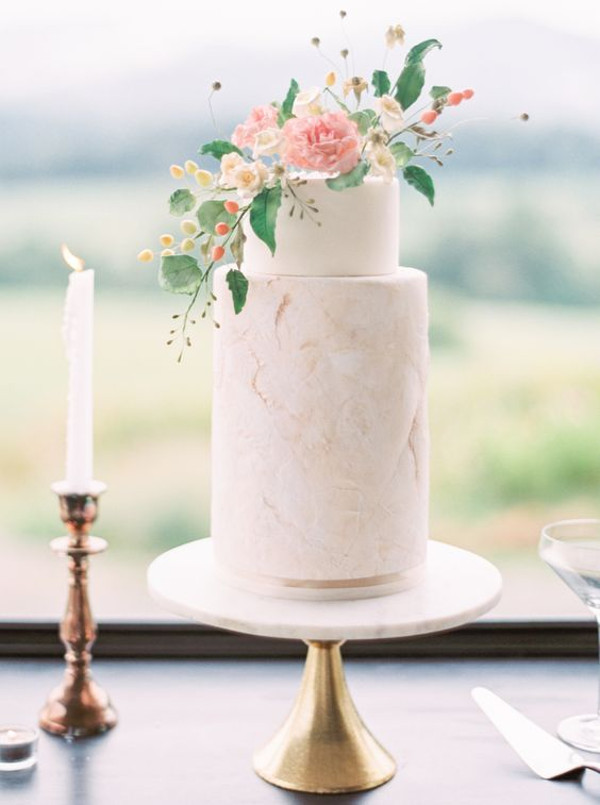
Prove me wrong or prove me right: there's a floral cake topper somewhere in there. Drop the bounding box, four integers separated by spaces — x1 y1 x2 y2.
139 16 474 359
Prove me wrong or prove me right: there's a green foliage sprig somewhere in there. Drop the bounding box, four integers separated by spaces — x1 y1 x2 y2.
139 17 478 355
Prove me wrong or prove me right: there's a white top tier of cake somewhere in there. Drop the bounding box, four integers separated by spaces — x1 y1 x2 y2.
243 175 400 277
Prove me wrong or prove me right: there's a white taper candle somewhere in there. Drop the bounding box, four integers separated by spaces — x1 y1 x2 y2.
62 248 94 493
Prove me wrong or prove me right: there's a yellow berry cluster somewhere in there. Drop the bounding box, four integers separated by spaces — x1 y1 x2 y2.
137 162 219 263
170 161 213 187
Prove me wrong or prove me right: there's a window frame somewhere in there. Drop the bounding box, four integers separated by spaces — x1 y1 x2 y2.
0 619 594 659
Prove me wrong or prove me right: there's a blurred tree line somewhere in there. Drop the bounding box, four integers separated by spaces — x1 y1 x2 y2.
1 122 598 305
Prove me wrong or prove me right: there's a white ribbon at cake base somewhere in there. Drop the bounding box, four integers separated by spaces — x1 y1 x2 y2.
214 561 426 601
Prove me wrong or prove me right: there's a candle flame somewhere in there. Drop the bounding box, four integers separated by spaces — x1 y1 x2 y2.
61 243 85 272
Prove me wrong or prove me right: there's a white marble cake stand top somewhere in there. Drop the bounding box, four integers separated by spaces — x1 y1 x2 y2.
148 539 501 641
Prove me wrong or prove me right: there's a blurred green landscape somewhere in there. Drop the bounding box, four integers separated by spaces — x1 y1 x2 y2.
0 173 600 614
1 283 599 553
3 154 600 308
2 3 600 623
1 124 599 617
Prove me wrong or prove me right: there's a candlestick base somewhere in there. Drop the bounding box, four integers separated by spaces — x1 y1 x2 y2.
40 483 117 739
40 678 117 739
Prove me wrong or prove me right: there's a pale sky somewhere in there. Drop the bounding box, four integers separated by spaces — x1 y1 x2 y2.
5 0 600 38
1 0 599 106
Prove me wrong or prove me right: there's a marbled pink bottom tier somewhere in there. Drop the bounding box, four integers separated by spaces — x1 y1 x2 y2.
211 266 429 600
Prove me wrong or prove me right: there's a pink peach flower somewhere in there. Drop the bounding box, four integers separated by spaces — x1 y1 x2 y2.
282 112 361 175
231 105 279 150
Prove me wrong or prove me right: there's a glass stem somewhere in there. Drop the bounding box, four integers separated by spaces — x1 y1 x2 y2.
594 610 600 720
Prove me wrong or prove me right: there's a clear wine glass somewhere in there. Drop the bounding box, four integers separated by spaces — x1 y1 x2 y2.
540 519 600 752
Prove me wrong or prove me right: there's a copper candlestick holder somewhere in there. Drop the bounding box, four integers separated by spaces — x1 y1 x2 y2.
39 481 117 739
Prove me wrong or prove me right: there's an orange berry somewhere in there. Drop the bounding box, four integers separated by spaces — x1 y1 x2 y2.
215 222 230 236
462 88 475 99
420 110 438 125
224 200 239 214
447 92 464 106
211 245 225 262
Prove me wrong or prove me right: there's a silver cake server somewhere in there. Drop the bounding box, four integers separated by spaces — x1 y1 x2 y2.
471 686 600 780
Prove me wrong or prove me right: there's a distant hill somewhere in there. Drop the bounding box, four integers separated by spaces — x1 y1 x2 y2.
1 17 598 306
1 18 599 179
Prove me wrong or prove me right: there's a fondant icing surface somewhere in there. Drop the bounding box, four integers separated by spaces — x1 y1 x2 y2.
243 176 400 277
211 266 429 596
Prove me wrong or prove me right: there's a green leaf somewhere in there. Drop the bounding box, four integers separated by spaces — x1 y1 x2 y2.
169 189 196 217
403 165 435 206
200 236 212 266
430 85 452 100
225 268 249 315
325 160 369 191
278 78 299 126
389 142 414 168
230 225 246 269
197 200 236 233
159 254 202 295
348 109 377 135
406 39 442 65
393 39 442 110
395 61 425 110
371 69 391 98
249 184 282 255
199 140 244 159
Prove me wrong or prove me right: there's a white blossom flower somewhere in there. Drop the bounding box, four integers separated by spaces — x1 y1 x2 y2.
220 152 245 186
231 160 268 199
365 142 396 183
375 94 405 133
343 76 368 102
253 127 285 158
292 87 324 117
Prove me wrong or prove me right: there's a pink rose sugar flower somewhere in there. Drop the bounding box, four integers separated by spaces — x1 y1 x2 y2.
282 112 361 175
231 105 279 150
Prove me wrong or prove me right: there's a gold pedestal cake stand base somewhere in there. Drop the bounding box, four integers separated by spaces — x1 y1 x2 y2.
253 640 394 794
148 538 502 794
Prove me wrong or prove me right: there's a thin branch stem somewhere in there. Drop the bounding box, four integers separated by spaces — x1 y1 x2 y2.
315 44 340 73
324 87 351 114
284 180 320 226
207 89 222 138
172 203 251 360
340 17 355 75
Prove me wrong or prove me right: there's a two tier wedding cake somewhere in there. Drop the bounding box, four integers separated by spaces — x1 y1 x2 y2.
140 22 475 601
211 177 429 599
